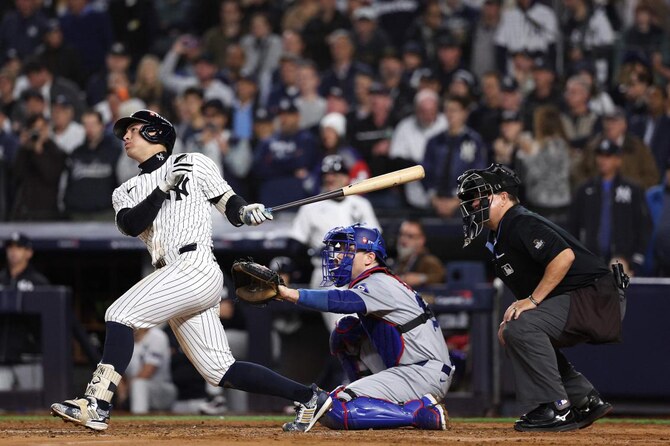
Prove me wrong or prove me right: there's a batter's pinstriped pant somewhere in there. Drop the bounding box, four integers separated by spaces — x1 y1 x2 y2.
105 252 234 385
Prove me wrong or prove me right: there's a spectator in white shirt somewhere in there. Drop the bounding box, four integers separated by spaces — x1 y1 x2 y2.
50 94 84 154
494 0 559 74
389 88 448 164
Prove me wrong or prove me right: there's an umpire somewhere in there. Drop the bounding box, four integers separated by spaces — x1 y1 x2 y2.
456 164 627 432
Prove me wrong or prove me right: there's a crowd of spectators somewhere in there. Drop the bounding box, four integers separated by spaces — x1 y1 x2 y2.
1 0 669 277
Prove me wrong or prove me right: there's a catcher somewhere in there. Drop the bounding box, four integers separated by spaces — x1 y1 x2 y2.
232 223 452 430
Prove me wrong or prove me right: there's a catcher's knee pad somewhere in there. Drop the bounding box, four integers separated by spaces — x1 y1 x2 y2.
321 395 418 430
329 315 364 355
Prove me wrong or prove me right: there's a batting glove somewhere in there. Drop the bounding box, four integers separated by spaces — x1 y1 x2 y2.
240 203 273 226
159 154 193 193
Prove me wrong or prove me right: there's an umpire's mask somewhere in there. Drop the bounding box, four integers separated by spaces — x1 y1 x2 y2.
457 164 521 247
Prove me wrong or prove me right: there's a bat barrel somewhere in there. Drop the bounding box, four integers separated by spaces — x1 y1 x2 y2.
267 165 425 213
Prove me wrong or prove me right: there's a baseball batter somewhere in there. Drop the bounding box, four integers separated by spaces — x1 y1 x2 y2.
278 224 452 430
51 110 331 432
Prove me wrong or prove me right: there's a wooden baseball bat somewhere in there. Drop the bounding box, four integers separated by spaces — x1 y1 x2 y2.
267 165 425 213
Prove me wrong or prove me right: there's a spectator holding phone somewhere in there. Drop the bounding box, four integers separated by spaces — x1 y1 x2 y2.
12 114 65 221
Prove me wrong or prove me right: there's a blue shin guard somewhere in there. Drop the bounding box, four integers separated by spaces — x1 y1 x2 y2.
321 391 438 430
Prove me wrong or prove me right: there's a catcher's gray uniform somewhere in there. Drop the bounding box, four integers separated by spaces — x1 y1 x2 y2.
343 270 453 402
109 152 234 385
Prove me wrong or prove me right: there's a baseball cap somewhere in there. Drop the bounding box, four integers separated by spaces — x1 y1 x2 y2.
321 154 349 175
402 41 423 56
622 49 650 68
6 232 32 249
500 75 519 92
328 29 351 45
46 18 61 32
501 110 521 123
353 6 377 21
254 108 273 122
603 106 626 120
452 69 476 89
52 94 72 107
109 42 128 57
327 86 345 99
238 72 258 84
279 52 300 64
417 67 437 82
595 139 623 156
570 59 596 77
277 99 299 114
532 55 555 72
436 33 460 49
368 82 390 95
21 88 44 102
194 52 216 65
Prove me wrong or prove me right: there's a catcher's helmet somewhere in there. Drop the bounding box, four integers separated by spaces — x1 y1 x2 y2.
113 109 176 153
456 163 521 247
321 223 387 287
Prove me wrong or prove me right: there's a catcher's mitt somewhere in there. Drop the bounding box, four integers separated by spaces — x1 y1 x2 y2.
231 260 284 305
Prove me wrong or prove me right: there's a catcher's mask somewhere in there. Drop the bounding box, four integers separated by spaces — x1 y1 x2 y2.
321 223 387 287
456 163 521 248
113 109 177 154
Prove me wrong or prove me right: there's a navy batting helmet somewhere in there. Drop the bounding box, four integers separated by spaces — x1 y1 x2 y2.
113 109 176 153
456 163 521 247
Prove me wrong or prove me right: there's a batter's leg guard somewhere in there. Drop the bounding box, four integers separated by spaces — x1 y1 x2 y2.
330 316 370 382
50 363 121 431
320 390 447 430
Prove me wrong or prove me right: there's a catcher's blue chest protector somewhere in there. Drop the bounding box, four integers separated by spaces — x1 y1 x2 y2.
349 267 434 369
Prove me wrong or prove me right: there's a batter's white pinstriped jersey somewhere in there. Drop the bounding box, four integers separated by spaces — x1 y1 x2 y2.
112 153 234 266
107 152 237 386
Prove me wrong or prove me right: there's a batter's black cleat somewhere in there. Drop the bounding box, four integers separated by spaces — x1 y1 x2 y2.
282 384 333 433
514 401 579 432
51 396 111 431
574 391 613 429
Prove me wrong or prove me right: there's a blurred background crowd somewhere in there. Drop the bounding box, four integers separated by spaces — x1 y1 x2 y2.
1 0 670 416
1 0 670 277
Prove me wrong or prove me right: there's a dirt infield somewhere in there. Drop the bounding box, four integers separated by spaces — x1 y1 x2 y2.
1 416 669 445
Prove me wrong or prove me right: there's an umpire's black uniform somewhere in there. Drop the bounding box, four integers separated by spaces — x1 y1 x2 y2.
457 164 626 432
493 205 625 403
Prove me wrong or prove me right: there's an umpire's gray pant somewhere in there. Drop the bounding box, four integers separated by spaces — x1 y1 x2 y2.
501 293 593 407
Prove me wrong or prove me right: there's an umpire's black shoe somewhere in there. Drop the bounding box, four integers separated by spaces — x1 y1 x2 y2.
574 391 613 429
514 402 579 432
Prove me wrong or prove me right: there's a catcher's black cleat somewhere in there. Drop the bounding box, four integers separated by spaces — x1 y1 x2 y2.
514 402 579 432
51 396 111 431
282 384 333 433
574 391 613 429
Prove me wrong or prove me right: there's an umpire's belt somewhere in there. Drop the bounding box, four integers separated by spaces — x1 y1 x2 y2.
155 243 197 269
416 359 452 377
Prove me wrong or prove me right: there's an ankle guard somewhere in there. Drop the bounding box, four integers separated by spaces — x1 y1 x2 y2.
84 363 122 404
